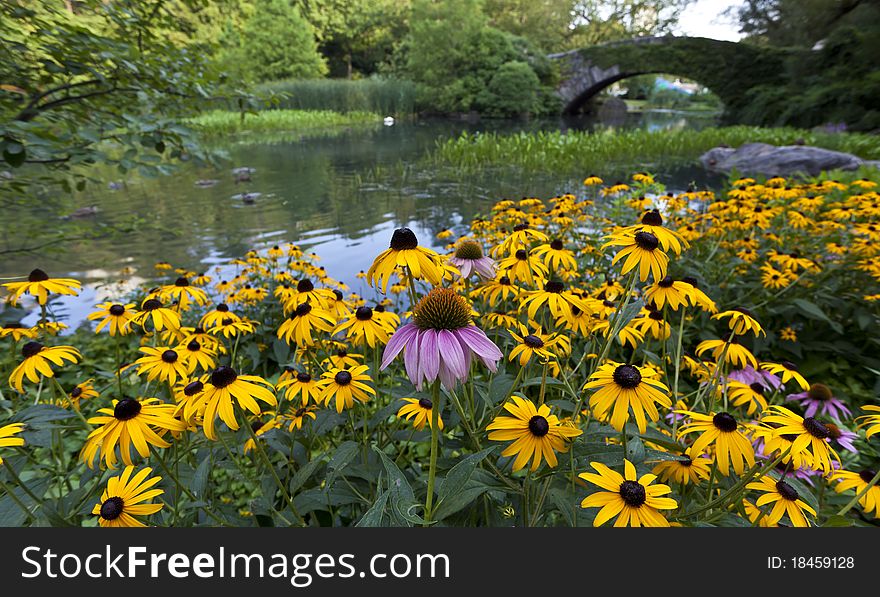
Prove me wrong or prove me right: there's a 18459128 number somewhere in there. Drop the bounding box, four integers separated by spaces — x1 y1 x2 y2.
791 557 855 569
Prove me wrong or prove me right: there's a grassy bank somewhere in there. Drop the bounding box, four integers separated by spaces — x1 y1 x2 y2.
188 109 380 137
256 78 417 116
432 125 880 173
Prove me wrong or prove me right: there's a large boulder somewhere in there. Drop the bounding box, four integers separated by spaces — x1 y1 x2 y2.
700 142 874 176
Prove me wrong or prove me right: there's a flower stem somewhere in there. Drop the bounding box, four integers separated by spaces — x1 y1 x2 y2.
423 380 441 526
837 468 880 517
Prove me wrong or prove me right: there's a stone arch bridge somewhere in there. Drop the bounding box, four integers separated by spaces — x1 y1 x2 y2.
550 36 791 118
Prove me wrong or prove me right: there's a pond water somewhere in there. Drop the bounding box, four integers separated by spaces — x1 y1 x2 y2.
2 109 723 329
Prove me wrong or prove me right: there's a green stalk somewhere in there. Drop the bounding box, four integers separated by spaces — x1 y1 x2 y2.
423 380 441 526
837 468 880 517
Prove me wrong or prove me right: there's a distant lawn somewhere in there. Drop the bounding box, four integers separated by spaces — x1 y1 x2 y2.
187 109 380 136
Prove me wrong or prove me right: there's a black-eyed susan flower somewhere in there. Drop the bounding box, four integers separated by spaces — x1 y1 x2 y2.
0 322 38 341
92 465 164 527
276 371 321 406
583 362 672 433
200 303 240 330
652 448 712 485
746 474 817 527
696 335 757 369
3 268 81 305
318 365 375 413
333 306 396 348
856 405 880 440
677 411 756 476
130 298 180 332
277 302 335 347
8 341 81 392
519 279 589 319
644 276 693 311
487 396 582 472
507 323 563 366
283 278 336 311
88 302 135 336
579 459 677 527
324 347 364 369
380 288 502 391
65 379 99 408
284 404 318 431
493 223 549 257
830 468 880 519
532 239 578 271
760 361 810 391
760 405 840 473
496 248 549 285
159 277 208 311
474 274 520 307
208 317 257 339
602 230 668 282
133 347 190 385
0 423 25 464
243 416 282 454
81 397 186 468
583 175 603 186
176 339 217 374
623 209 689 255
198 367 276 440
679 276 717 313
397 397 443 431
368 228 442 293
726 380 769 415
712 308 764 337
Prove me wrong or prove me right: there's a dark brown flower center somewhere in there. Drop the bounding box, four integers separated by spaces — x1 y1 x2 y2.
859 469 877 483
499 276 511 285
515 249 528 261
634 231 660 251
658 276 674 288
390 228 418 251
528 415 549 437
807 383 833 402
612 364 642 389
355 306 373 321
216 303 229 312
71 386 83 398
28 268 49 282
749 383 765 395
619 480 647 507
641 209 663 226
550 239 564 251
161 350 178 363
781 361 798 371
712 412 738 432
296 372 311 383
803 417 829 439
21 341 43 358
418 398 433 409
184 381 204 396
186 340 201 352
114 398 142 421
294 302 312 317
99 496 125 520
109 304 126 316
523 334 544 348
775 480 799 501
545 280 564 293
142 299 162 311
211 366 238 388
334 371 352 386
297 279 314 292
175 277 189 287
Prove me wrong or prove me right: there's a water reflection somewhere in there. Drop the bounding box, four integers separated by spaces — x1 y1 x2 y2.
1 111 722 329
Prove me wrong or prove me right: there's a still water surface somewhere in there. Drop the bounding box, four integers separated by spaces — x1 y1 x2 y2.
3 111 722 328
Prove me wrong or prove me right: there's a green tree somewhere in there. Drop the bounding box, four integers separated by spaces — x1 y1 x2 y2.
0 0 256 198
476 61 541 116
566 0 695 47
223 0 327 82
483 0 575 51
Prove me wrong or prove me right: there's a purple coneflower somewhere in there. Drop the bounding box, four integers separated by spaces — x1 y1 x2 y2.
447 240 496 281
728 365 783 392
786 383 851 420
824 422 859 453
380 287 502 390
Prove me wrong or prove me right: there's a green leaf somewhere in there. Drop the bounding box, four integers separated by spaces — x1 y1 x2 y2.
356 490 391 527
822 515 854 527
272 338 290 365
434 446 496 520
13 405 75 424
289 456 325 495
192 452 212 498
325 441 359 487
373 445 425 526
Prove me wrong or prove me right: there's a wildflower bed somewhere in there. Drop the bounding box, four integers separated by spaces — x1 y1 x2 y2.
1 171 879 528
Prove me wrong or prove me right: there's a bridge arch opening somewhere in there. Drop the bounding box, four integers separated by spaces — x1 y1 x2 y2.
563 72 724 116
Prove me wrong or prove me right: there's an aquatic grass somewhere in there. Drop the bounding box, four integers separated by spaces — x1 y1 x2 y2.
256 78 417 116
431 126 880 174
187 109 380 137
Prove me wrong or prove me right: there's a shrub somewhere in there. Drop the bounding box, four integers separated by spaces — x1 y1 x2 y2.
476 61 541 117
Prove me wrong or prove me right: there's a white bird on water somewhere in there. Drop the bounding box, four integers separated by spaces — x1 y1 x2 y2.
383 116 395 126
